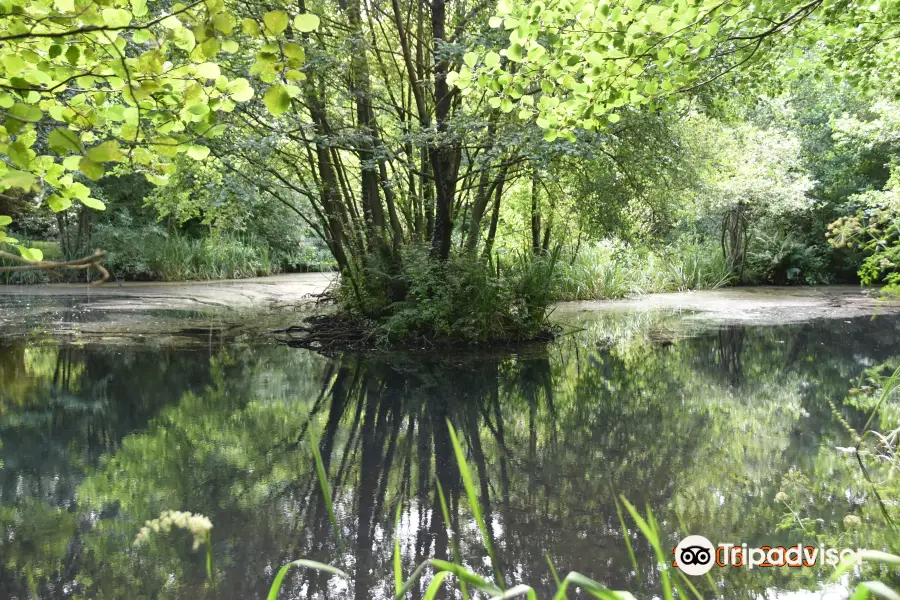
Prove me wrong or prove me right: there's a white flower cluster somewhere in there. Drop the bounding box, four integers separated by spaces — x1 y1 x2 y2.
843 514 862 528
134 510 213 550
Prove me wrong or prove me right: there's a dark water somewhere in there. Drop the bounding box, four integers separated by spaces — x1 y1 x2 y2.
2 310 899 599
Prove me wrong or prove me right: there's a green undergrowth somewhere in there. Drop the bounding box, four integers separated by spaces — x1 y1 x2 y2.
95 228 277 281
555 239 732 301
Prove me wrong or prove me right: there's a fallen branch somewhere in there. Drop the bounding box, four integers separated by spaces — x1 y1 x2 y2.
0 249 110 284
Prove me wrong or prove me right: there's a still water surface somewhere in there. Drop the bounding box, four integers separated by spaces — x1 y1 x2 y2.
1 308 898 599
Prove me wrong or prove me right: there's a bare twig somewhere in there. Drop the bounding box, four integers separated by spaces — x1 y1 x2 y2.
0 249 110 284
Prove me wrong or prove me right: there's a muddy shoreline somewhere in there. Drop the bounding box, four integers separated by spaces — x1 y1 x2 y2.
1 276 897 344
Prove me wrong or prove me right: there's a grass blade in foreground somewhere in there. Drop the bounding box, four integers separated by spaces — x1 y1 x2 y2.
424 571 450 600
267 559 349 600
551 571 637 600
490 583 537 600
309 427 340 540
850 582 900 600
437 477 470 600
392 559 504 600
447 419 506 588
619 496 674 600
614 500 638 578
394 502 403 594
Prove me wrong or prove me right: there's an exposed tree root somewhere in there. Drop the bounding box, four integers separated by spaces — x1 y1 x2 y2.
275 312 558 354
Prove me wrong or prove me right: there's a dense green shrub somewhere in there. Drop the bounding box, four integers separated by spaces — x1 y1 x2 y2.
745 229 833 285
337 246 559 344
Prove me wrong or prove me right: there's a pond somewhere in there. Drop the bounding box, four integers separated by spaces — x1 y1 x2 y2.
1 301 898 599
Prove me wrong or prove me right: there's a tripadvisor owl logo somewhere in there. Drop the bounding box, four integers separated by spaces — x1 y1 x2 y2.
673 535 716 576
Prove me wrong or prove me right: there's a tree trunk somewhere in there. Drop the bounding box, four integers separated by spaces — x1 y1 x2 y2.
428 0 454 260
530 170 541 255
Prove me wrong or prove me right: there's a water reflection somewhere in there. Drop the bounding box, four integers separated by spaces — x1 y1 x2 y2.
1 313 899 599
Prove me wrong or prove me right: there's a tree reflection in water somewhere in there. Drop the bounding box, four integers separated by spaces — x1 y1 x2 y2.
1 313 899 598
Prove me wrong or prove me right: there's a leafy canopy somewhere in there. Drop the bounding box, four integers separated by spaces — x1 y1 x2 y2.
0 0 318 258
450 0 900 139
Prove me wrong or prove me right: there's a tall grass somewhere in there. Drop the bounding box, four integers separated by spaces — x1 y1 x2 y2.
555 239 732 301
96 228 276 281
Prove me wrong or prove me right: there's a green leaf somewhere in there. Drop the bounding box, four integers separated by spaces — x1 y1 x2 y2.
507 43 524 62
227 78 255 102
186 145 210 160
607 113 620 123
187 103 211 116
242 18 260 36
48 128 82 154
17 246 43 261
264 10 289 34
0 169 36 190
65 46 80 65
212 13 234 34
0 215 11 226
48 195 72 213
86 140 123 163
79 197 106 211
196 62 221 79
464 52 478 68
9 103 42 123
8 141 32 168
485 52 500 68
101 8 131 28
79 157 105 180
293 13 320 32
68 182 91 200
263 84 291 116
284 43 305 62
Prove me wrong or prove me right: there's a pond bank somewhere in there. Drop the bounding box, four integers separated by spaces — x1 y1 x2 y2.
1 277 897 342
555 285 900 324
